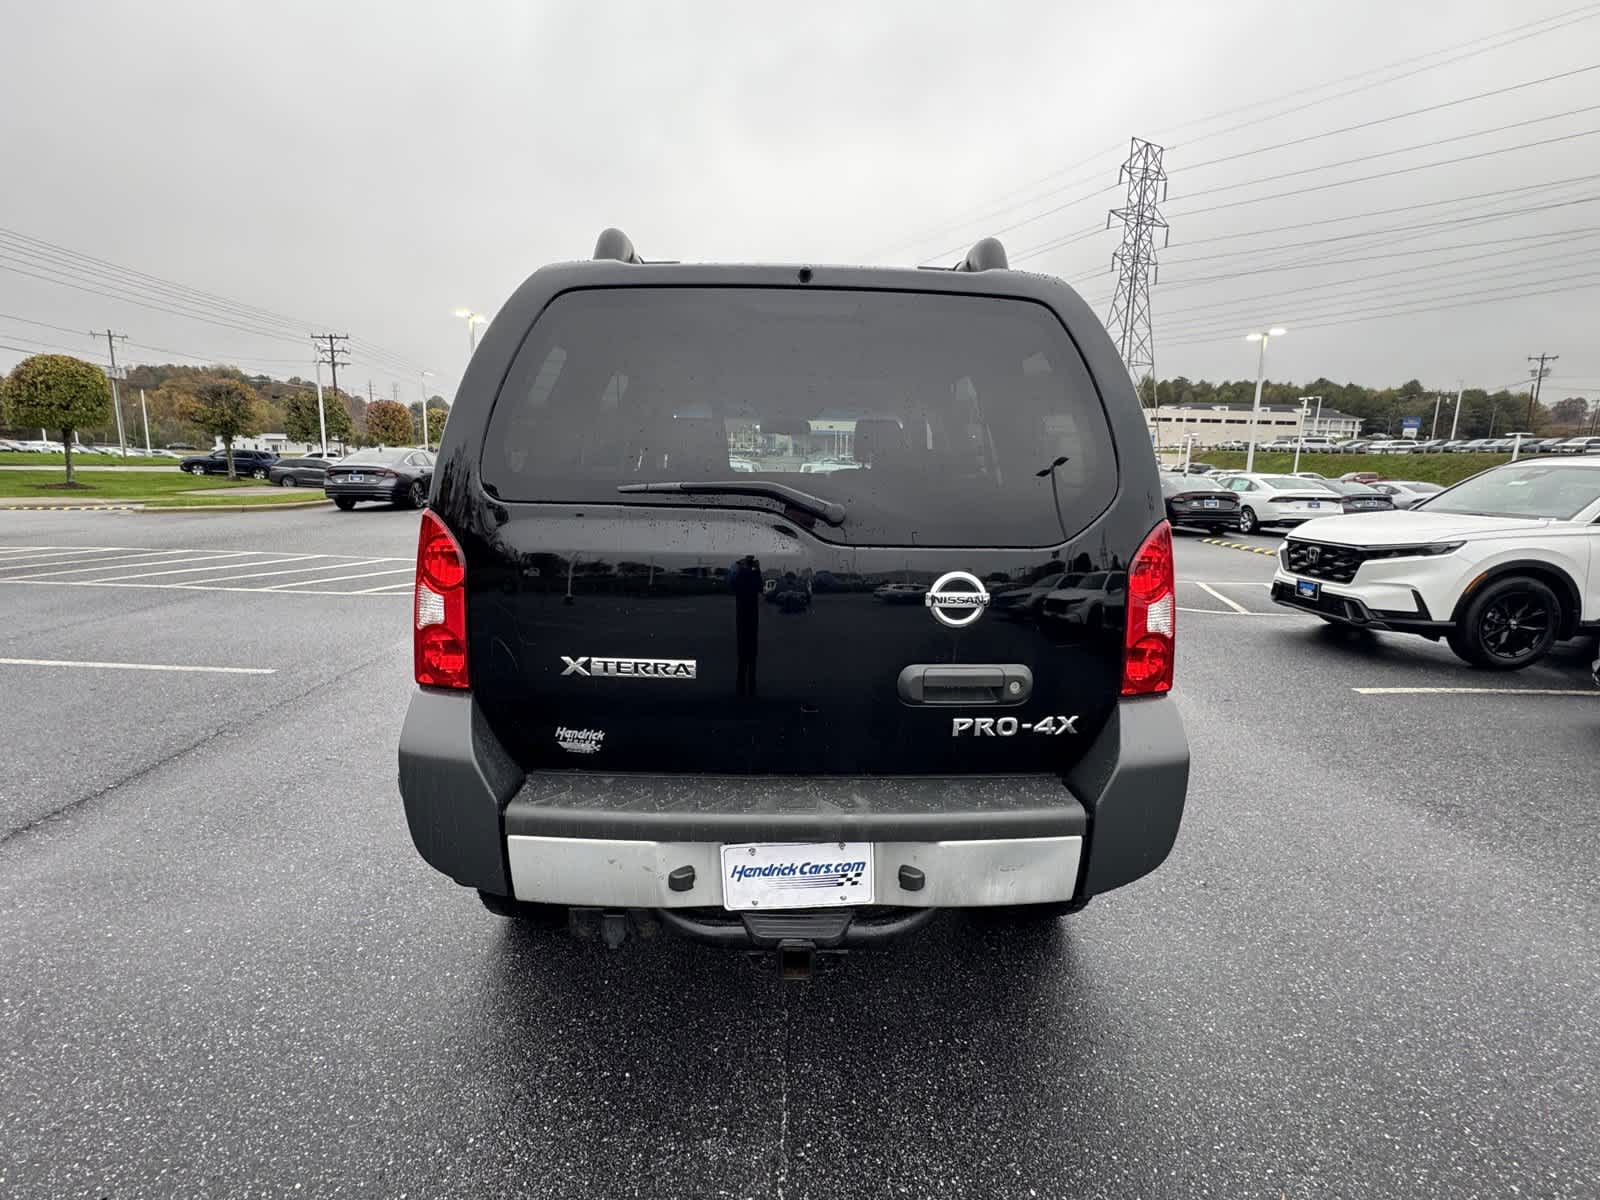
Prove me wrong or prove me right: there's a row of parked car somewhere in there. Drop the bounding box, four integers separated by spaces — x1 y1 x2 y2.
1231 435 1600 456
0 438 184 458
1160 466 1445 535
173 446 436 510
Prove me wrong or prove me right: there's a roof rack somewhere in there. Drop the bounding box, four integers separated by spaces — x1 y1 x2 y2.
954 237 1009 272
593 228 643 263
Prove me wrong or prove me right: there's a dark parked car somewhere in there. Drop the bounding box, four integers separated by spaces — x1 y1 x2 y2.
267 457 333 487
1309 478 1395 514
323 448 435 509
1159 471 1240 533
178 448 279 479
396 228 1190 965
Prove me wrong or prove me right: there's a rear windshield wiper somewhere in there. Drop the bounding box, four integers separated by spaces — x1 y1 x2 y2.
617 480 846 526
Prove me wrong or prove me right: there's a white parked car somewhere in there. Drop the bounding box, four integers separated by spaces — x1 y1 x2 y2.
1220 473 1346 534
1272 459 1600 668
1367 480 1444 509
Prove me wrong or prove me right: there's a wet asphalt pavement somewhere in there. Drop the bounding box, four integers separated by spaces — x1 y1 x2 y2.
1 508 1597 1198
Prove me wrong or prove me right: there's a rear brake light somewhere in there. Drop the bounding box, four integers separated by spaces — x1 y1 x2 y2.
1122 520 1175 696
415 510 468 689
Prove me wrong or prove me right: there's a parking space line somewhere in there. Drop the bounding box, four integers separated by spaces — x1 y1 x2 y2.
0 548 149 571
0 656 275 675
196 558 390 584
0 578 408 598
93 554 322 582
264 567 415 590
7 551 259 580
1353 686 1595 697
352 580 415 594
1178 606 1297 617
1194 582 1249 614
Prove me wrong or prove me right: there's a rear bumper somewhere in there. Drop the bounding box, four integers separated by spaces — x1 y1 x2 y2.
397 690 1189 915
325 481 400 500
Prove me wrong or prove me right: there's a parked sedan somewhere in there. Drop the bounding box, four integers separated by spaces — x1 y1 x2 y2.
323 448 435 509
1367 480 1444 509
872 582 926 605
178 448 279 479
1159 472 1241 534
267 456 333 488
1310 479 1396 514
1222 473 1345 534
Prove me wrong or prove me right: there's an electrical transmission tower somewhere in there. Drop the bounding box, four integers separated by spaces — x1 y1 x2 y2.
1105 137 1169 390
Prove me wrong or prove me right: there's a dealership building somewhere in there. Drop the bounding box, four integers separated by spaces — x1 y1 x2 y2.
1143 402 1364 448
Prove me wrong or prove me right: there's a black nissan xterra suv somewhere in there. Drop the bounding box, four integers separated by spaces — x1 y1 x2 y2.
399 230 1189 967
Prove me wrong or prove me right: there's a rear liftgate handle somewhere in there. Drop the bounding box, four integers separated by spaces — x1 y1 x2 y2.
896 664 1033 706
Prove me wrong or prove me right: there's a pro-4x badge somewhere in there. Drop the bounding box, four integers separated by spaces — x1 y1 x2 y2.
560 656 697 680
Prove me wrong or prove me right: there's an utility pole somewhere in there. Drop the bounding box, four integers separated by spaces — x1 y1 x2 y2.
1430 390 1444 440
139 388 151 455
419 370 435 448
1527 353 1558 427
368 380 375 406
313 333 350 404
88 329 129 454
1448 380 1465 441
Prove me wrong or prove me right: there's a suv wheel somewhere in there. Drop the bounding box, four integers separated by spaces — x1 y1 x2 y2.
1238 506 1258 534
187 463 206 476
252 467 269 480
477 890 568 929
1448 576 1560 670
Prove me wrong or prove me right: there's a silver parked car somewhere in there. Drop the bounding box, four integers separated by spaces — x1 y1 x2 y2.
1367 480 1445 509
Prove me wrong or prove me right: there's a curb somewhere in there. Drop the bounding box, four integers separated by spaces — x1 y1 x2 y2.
1200 537 1280 557
137 499 334 514
0 503 143 512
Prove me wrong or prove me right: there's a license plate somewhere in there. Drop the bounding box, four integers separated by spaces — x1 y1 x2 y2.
348 473 365 482
1306 501 1323 509
720 842 874 910
1202 498 1219 508
1296 579 1321 600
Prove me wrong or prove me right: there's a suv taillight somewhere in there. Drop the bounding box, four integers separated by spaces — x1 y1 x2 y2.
415 510 468 689
1122 520 1175 696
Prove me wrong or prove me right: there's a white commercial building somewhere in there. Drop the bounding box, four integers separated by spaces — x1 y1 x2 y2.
1144 403 1363 448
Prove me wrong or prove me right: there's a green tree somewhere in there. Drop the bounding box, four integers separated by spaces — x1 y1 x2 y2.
283 388 354 447
0 354 111 485
365 399 413 446
181 377 263 478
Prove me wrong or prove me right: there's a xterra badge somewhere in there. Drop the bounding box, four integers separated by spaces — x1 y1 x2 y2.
952 715 1079 736
925 571 990 629
560 656 697 680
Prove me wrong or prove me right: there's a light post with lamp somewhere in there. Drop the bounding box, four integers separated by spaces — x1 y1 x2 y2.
1244 327 1286 473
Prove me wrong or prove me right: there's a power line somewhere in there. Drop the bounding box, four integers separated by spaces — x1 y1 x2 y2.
1158 249 1600 337
918 184 1120 265
1169 19 1600 153
1174 62 1600 176
1173 103 1600 205
1154 3 1600 145
1160 271 1600 347
1168 126 1600 222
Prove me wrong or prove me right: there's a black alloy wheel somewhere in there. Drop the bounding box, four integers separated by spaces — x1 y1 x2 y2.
1448 576 1560 670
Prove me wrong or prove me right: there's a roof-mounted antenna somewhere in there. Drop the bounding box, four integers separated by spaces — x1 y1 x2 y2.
593 228 643 263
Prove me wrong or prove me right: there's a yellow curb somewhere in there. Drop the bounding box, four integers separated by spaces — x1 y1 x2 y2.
1200 538 1279 557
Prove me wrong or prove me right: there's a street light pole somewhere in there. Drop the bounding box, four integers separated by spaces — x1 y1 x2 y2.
454 309 487 357
419 370 435 448
1448 379 1464 441
312 353 328 454
1293 397 1310 474
1243 327 1286 474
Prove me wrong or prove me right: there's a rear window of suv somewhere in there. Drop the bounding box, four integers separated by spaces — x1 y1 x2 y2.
480 287 1117 546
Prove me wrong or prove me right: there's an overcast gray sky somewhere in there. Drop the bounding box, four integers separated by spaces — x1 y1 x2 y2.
3 0 1598 407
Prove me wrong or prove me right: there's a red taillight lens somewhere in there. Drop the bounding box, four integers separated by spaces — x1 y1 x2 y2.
1122 520 1175 696
415 510 469 689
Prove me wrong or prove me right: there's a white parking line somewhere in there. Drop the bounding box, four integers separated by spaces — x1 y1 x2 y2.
92 554 319 582
0 548 148 571
1194 582 1249 614
0 657 275 676
5 550 257 580
0 578 409 598
1353 686 1595 697
264 567 414 590
352 580 415 594
196 558 390 584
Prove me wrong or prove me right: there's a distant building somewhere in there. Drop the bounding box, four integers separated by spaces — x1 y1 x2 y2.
1144 403 1361 448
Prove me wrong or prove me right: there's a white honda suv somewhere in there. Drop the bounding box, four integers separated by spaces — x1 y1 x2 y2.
1272 458 1600 669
